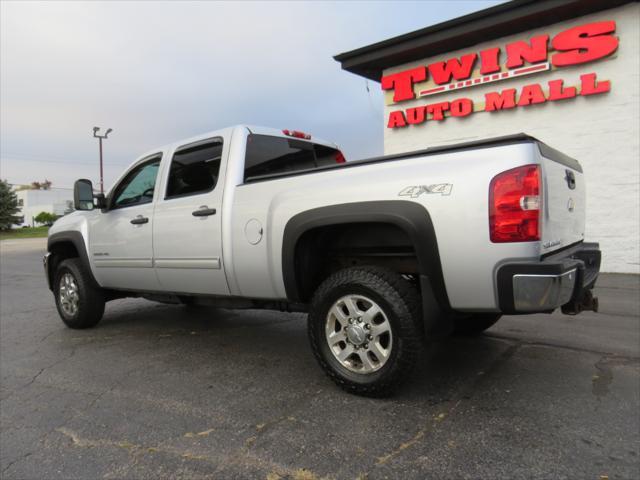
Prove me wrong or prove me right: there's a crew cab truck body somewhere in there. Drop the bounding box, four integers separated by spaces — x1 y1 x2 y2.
45 125 601 396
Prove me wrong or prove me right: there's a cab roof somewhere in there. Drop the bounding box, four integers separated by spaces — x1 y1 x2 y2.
143 125 338 160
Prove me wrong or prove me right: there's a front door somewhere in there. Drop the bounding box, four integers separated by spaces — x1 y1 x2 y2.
89 155 162 291
152 137 229 295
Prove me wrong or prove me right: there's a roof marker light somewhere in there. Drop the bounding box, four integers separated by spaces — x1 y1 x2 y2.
282 129 311 140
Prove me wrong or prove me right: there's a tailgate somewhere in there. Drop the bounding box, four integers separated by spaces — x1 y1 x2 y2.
538 144 585 255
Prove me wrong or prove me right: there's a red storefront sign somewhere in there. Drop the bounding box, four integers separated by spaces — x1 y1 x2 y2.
382 21 618 128
387 73 611 128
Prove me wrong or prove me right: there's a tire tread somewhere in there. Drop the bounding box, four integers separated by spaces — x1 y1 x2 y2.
54 258 105 329
308 266 422 397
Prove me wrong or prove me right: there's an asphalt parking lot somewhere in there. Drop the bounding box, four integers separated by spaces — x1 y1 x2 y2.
1 238 639 480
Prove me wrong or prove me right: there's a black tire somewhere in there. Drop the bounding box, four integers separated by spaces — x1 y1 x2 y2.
308 266 423 397
453 313 501 336
53 258 105 329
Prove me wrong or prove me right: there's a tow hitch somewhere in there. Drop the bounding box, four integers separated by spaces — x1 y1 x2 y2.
562 289 599 315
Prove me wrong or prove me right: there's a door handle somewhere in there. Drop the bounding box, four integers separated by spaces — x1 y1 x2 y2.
192 206 217 217
565 169 576 190
130 215 149 225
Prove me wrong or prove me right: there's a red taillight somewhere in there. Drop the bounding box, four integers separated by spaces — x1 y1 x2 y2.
489 164 541 243
335 151 346 164
282 129 311 140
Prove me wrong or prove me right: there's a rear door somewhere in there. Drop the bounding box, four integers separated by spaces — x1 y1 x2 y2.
152 137 229 295
538 144 586 254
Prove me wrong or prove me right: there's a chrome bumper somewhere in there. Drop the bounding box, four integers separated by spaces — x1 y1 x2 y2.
513 269 576 312
497 242 601 314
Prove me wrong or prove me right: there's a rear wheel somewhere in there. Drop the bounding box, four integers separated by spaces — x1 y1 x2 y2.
54 258 105 329
308 266 422 397
453 313 501 336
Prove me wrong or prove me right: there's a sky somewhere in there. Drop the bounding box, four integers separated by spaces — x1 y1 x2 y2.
1 0 503 190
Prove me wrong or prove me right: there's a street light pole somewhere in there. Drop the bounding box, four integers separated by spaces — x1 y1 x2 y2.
92 127 113 194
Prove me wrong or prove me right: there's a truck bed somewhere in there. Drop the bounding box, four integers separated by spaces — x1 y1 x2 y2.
244 133 581 183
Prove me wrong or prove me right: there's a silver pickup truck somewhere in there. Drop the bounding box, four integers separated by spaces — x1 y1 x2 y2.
44 125 601 396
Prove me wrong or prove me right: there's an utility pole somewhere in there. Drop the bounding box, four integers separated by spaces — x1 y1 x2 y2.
92 127 113 194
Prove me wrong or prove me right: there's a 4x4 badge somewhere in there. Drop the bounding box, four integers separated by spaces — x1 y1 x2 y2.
398 184 453 198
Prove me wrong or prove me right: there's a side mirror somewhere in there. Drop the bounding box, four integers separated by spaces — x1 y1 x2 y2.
94 193 107 209
73 179 95 211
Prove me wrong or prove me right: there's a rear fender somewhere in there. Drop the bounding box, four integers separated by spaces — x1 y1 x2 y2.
281 200 451 334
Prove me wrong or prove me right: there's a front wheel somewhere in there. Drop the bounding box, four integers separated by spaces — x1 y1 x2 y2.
308 266 423 397
54 258 105 329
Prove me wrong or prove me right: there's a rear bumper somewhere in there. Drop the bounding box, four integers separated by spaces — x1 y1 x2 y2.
497 242 601 314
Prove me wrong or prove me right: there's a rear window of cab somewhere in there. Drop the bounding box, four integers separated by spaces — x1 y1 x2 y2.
244 134 344 181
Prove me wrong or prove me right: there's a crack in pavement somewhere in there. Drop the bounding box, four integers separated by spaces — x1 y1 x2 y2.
485 334 640 360
1 347 77 402
54 427 325 480
373 343 521 468
368 340 639 471
240 388 326 448
591 354 639 399
0 451 33 475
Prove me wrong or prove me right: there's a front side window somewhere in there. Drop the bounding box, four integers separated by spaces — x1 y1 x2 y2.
111 157 161 209
244 134 343 181
166 139 223 199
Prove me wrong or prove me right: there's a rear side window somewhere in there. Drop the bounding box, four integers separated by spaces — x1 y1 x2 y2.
166 138 223 199
244 134 343 181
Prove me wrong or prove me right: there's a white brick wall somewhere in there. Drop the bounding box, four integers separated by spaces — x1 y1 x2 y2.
383 3 640 273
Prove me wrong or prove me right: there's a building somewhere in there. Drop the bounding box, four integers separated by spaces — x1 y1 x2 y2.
334 0 639 273
15 188 73 227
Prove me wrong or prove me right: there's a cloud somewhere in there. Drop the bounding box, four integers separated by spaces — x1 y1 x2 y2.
1 0 502 188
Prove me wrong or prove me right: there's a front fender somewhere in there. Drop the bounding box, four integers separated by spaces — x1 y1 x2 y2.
47 231 100 290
